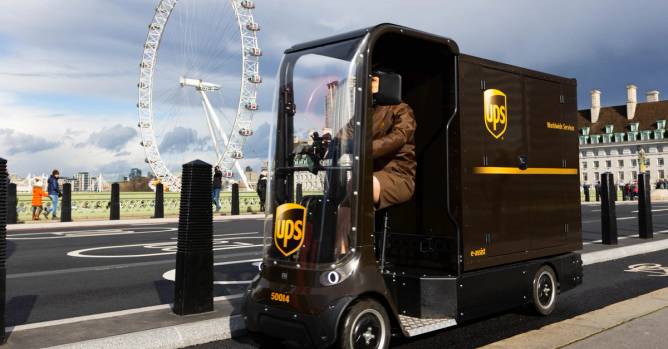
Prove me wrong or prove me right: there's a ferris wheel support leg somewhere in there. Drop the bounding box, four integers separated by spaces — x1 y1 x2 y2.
234 160 253 191
200 92 223 159
201 91 253 191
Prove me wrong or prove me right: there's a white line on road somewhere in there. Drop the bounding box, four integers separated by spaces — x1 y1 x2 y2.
8 228 177 240
67 237 264 258
8 251 264 279
162 259 262 285
631 208 668 213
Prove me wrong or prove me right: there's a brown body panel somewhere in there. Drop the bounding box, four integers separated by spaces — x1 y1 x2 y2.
458 54 582 271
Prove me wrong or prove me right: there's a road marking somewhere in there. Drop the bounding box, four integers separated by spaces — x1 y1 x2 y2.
631 208 668 213
4 294 245 333
7 251 264 279
582 217 635 223
67 236 263 258
8 227 177 240
625 263 668 277
162 259 262 285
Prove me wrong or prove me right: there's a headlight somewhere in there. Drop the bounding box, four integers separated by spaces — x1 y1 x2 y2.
319 257 359 286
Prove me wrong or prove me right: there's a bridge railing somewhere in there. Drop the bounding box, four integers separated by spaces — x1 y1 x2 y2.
16 191 263 221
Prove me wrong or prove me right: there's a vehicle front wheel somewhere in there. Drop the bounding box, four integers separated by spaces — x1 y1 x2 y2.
532 265 558 316
338 298 390 349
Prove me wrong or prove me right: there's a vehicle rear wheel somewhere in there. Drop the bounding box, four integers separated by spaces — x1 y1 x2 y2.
532 265 557 316
339 298 390 349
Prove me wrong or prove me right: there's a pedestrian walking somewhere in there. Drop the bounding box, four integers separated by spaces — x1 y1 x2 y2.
212 166 223 212
256 169 267 212
31 177 49 220
47 169 62 220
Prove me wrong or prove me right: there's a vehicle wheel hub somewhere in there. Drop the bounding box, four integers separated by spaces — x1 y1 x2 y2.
538 274 554 307
352 313 382 348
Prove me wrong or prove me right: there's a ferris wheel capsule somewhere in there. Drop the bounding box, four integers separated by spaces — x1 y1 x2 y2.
239 128 254 136
248 47 262 56
245 101 258 110
246 22 260 31
231 151 244 159
248 74 262 83
222 170 234 178
241 1 255 9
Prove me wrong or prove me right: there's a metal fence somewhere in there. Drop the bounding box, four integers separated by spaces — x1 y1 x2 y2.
16 191 263 221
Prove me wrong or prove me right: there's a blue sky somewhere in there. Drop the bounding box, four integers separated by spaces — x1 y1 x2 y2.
1 0 667 179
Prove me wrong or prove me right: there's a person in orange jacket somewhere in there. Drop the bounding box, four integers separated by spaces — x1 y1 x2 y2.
31 178 49 220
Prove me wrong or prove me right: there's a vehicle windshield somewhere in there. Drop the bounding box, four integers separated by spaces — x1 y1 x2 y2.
264 36 367 268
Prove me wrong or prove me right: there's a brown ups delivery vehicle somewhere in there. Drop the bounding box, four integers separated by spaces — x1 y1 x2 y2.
243 23 583 349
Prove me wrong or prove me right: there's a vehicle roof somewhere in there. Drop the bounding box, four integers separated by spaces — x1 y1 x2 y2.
284 23 460 54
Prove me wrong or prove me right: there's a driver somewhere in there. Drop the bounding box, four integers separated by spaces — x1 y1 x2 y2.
334 70 416 255
369 71 416 209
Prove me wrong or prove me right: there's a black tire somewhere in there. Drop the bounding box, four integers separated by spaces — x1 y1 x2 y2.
532 265 558 316
338 298 390 349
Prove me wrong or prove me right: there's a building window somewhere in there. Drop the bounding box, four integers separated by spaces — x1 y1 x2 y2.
595 172 600 181
606 160 612 168
619 172 624 180
630 122 640 132
633 171 638 180
631 159 637 167
660 170 665 179
618 160 624 168
594 161 600 169
582 161 587 169
659 158 665 167
583 173 588 181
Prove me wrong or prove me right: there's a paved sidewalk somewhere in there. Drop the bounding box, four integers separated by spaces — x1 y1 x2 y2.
565 306 668 349
4 296 246 349
482 287 668 349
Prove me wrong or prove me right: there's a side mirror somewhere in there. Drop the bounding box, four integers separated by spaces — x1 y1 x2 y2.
373 72 402 106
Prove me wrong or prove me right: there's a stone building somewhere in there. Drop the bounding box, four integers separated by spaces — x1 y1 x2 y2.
578 85 668 186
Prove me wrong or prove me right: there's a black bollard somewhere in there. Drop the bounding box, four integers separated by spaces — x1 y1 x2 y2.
600 172 618 245
231 183 240 216
174 160 213 315
296 183 303 203
638 172 653 239
110 183 120 220
154 183 164 219
583 187 590 202
61 183 72 222
0 158 8 339
7 183 17 224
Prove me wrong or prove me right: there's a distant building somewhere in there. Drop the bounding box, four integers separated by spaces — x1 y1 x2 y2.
578 85 668 185
76 172 90 191
129 168 142 180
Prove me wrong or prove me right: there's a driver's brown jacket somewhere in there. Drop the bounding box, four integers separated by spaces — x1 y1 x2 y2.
371 102 416 209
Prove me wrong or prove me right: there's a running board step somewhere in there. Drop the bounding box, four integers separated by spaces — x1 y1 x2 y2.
398 315 457 337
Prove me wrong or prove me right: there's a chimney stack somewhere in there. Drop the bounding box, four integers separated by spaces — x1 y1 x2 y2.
627 84 637 120
591 89 601 123
646 90 660 103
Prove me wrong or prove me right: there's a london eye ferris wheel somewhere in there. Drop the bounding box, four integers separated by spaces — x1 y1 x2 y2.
137 0 262 191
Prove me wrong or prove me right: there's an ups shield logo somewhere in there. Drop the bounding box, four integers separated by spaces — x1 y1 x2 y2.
273 203 306 257
484 89 508 139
